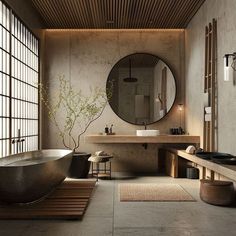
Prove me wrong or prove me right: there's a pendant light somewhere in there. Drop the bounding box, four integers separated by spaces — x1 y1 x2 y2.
123 59 138 83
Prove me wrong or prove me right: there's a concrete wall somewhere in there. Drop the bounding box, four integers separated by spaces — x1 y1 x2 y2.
43 30 185 172
5 0 45 29
185 0 236 154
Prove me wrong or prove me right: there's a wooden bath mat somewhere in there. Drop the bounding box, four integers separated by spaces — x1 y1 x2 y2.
0 180 96 220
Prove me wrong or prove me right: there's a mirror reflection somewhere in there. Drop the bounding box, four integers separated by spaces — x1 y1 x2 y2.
106 53 176 125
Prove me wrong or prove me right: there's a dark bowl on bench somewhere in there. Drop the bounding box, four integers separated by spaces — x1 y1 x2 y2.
196 152 233 160
211 156 236 165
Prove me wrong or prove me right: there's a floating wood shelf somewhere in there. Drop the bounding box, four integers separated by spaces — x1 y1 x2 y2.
85 135 200 144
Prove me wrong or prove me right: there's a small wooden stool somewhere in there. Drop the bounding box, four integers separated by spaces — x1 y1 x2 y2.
88 155 113 181
200 179 235 206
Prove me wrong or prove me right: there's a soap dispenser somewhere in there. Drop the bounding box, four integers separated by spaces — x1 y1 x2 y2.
105 125 109 134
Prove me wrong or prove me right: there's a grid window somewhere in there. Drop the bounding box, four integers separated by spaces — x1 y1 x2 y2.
0 0 39 157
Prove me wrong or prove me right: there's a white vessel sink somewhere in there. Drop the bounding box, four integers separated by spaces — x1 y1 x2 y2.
136 130 160 136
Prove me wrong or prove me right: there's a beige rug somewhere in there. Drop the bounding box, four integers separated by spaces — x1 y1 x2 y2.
119 183 195 202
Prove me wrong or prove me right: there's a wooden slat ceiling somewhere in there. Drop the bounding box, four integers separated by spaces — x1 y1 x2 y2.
31 0 205 29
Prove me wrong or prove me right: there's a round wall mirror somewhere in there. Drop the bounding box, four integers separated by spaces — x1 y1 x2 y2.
106 53 176 125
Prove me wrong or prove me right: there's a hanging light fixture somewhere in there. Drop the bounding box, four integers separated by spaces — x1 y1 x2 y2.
224 53 236 81
123 59 138 83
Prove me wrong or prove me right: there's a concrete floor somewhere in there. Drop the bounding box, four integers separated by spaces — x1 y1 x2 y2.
0 174 236 236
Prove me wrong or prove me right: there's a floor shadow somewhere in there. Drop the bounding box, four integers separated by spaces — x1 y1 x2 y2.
111 176 138 180
224 199 236 208
111 172 166 180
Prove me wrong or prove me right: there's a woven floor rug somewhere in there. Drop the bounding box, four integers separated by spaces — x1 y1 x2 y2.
119 183 195 202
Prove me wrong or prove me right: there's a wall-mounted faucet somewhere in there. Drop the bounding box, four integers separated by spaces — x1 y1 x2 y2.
142 122 147 130
12 129 25 154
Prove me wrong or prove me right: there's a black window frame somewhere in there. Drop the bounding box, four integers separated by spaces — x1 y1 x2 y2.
0 0 40 157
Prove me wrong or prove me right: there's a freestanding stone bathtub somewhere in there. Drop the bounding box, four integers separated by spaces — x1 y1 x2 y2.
0 149 73 204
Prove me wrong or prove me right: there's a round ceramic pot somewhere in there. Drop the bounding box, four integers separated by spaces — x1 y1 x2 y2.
68 152 91 178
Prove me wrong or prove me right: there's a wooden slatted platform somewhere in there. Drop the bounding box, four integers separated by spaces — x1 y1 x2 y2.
0 180 96 220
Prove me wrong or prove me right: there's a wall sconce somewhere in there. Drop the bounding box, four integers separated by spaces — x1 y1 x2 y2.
178 104 184 132
178 103 184 112
224 53 236 81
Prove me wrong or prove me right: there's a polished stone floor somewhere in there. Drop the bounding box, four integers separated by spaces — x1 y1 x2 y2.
0 173 236 236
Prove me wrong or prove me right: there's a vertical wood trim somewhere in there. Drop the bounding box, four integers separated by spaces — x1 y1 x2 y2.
213 19 218 151
203 19 217 152
208 23 212 91
211 19 217 152
161 67 167 113
203 114 206 150
204 26 208 92
210 170 215 181
202 167 206 179
203 26 208 151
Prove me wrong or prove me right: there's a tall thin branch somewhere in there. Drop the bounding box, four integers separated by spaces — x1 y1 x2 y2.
39 75 107 151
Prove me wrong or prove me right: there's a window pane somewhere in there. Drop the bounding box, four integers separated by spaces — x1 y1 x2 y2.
0 1 39 157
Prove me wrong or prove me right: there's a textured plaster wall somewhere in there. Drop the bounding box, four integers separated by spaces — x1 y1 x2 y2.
185 0 236 154
44 30 185 172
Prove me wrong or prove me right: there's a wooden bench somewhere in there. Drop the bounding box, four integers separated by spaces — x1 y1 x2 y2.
160 148 236 182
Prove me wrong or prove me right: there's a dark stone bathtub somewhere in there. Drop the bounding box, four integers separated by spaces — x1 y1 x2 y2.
0 149 73 204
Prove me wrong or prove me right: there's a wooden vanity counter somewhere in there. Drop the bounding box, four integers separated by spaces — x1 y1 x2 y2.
85 135 200 144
